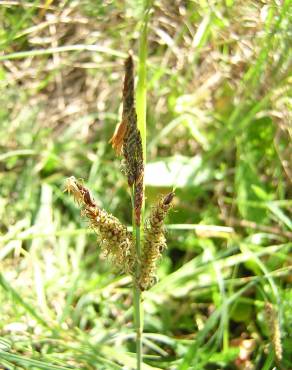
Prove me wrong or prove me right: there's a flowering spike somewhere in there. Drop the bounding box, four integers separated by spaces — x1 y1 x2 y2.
265 302 283 362
65 177 135 274
110 54 144 225
138 192 175 290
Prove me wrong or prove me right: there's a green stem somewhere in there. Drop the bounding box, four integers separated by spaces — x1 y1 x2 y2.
133 286 142 369
136 1 151 162
133 215 143 370
134 2 151 369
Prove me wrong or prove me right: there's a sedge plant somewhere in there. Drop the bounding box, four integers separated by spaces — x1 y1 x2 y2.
65 6 173 370
65 54 174 369
65 54 174 370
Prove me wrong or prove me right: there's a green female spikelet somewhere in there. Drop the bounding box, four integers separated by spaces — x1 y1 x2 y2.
138 192 175 291
65 177 135 274
265 302 283 362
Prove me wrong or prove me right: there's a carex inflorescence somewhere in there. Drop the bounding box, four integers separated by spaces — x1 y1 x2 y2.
65 177 135 274
110 53 144 227
66 53 174 291
265 302 283 362
138 192 175 291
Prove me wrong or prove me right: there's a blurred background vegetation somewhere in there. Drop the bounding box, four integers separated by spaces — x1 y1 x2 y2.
0 1 291 369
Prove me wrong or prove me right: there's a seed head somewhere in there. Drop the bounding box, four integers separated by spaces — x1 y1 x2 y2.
265 302 283 362
65 177 135 274
138 192 174 290
110 53 144 225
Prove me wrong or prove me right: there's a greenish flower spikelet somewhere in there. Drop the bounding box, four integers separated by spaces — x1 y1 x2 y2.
265 302 283 362
65 177 135 275
138 192 175 291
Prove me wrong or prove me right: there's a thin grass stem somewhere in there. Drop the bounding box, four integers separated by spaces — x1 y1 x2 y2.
133 219 143 370
131 185 143 370
132 2 151 369
136 1 151 162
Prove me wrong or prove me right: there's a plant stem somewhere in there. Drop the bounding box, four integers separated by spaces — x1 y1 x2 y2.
133 2 151 369
136 1 151 162
133 216 143 370
133 287 142 369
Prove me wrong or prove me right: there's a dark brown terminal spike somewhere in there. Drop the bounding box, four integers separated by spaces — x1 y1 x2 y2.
123 53 135 110
110 53 135 156
110 53 144 226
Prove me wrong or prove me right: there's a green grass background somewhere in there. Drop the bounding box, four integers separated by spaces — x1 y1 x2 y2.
0 1 291 369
